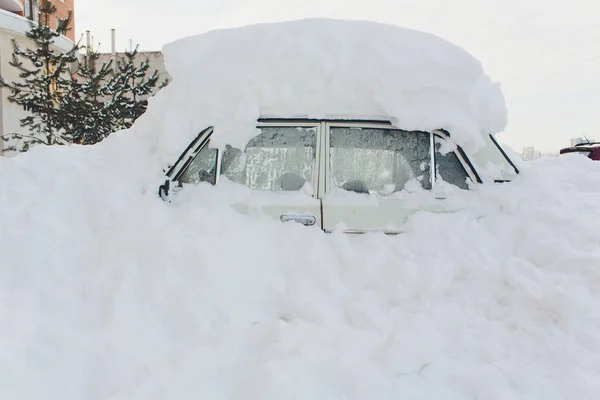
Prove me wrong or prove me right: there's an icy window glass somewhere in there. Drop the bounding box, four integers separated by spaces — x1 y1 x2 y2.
434 137 470 189
179 146 218 184
329 128 431 194
221 127 316 192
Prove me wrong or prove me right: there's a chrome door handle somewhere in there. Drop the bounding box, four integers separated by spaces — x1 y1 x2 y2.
280 215 316 226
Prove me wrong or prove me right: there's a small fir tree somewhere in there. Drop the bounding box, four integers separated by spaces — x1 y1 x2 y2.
1 5 168 152
0 0 79 152
106 46 164 130
62 46 167 144
61 47 116 145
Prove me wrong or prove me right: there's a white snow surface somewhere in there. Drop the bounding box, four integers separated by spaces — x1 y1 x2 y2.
1 19 600 400
134 18 507 164
2 132 600 399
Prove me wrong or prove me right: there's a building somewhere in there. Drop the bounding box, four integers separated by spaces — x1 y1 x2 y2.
1 1 75 41
522 146 560 161
522 146 542 161
0 1 75 155
46 0 75 41
522 146 534 161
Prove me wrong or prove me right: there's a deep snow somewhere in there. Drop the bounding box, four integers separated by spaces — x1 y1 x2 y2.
1 18 600 400
134 18 507 166
2 138 600 399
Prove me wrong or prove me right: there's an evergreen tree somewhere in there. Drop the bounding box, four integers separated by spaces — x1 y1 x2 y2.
0 0 79 152
61 47 116 145
106 46 165 130
0 2 168 152
61 46 167 144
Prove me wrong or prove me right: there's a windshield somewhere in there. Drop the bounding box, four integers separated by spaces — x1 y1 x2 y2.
221 126 317 192
328 127 432 195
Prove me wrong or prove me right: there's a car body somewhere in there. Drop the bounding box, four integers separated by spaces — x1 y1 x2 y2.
560 142 600 161
159 118 518 233
149 19 517 233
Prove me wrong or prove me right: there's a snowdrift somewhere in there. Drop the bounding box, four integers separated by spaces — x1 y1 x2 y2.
1 19 600 399
132 18 507 166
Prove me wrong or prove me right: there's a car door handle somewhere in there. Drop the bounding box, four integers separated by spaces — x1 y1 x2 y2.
280 215 316 226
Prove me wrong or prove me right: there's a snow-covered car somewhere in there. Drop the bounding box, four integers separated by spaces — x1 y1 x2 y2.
154 19 518 233
559 142 600 161
159 121 518 233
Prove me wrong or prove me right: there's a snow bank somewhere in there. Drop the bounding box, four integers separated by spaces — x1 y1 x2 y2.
132 18 506 164
2 132 600 399
1 19 599 400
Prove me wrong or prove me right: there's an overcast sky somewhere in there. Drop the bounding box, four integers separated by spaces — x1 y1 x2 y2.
76 0 600 153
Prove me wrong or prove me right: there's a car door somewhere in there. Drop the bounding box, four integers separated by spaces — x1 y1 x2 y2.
218 121 323 228
321 123 476 233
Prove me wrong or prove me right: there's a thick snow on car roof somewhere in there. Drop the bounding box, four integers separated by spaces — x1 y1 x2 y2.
135 18 506 163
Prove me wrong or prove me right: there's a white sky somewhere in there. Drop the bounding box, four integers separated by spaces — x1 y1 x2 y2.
76 0 600 153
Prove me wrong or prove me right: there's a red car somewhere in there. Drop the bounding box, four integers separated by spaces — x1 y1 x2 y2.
560 142 600 160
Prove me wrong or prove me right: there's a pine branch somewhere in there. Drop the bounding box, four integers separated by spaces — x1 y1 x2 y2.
1 133 50 146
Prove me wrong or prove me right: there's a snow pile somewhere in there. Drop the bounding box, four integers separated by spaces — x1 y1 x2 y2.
132 18 506 163
1 19 599 399
2 138 600 399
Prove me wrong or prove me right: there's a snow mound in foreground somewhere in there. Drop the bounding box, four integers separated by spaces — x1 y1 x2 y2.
1 129 600 399
0 19 597 399
133 18 506 163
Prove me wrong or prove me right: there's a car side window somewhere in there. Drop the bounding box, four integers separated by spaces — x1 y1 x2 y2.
221 126 317 193
434 137 470 189
329 127 432 194
179 146 218 184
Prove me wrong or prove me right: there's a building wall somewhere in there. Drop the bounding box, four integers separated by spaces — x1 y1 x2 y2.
46 0 74 41
0 1 75 41
0 8 73 155
0 0 26 14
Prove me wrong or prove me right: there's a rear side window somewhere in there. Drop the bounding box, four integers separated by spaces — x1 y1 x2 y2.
434 137 470 189
329 127 432 195
221 126 317 192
